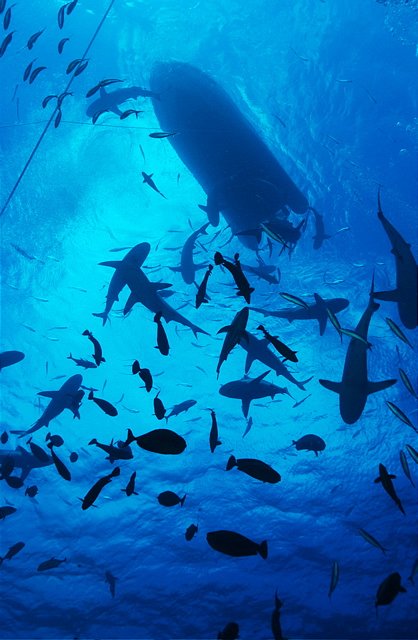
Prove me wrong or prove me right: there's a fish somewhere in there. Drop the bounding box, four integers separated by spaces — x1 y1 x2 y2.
218 622 239 640
37 557 67 571
46 433 64 447
328 560 339 598
57 37 69 54
47 443 71 481
165 399 197 420
0 506 16 520
26 439 50 463
25 485 38 498
27 29 44 50
170 222 209 285
88 391 118 417
386 401 417 433
86 79 124 98
209 409 221 453
69 452 78 463
374 190 417 329
185 524 198 541
0 350 25 370
215 252 254 303
257 325 298 362
196 264 213 308
82 330 105 366
105 571 117 597
132 360 153 392
309 206 331 250
319 277 396 424
292 394 312 409
292 434 326 456
149 131 177 138
326 306 343 341
88 439 133 463
385 317 413 349
339 328 372 349
0 31 14 57
142 172 166 199
0 542 25 565
29 66 47 84
279 292 308 308
81 467 121 510
406 444 418 465
153 392 166 421
216 307 249 378
271 591 284 640
358 528 387 554
157 491 186 507
124 428 186 455
121 471 138 496
66 58 83 74
206 530 268 559
67 354 97 369
374 463 405 515
74 59 89 77
3 4 13 29
54 109 62 129
226 455 281 483
154 311 170 356
120 109 143 120
375 572 406 608
86 85 160 118
0 446 52 482
399 450 415 487
23 59 37 82
219 370 291 418
0 431 8 444
399 368 417 398
57 4 66 28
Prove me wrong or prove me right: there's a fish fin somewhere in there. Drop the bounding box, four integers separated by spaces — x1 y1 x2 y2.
98 260 122 268
168 266 182 272
241 398 251 418
92 312 107 326
373 289 399 302
37 390 58 398
319 379 342 394
226 455 236 470
367 379 397 395
124 292 138 315
259 540 268 560
217 325 231 334
180 494 186 507
252 370 271 383
318 315 327 336
244 352 255 374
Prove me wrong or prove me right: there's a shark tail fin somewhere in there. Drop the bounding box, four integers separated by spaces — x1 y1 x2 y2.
92 312 108 326
226 455 237 471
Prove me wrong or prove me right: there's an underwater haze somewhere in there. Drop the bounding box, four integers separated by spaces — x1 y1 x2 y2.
0 0 417 639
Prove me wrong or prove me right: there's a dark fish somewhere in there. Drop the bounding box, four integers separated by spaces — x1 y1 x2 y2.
216 307 249 377
153 392 166 420
0 431 8 444
400 450 414 487
3 4 13 30
81 466 120 510
74 59 89 77
292 434 326 456
149 131 177 138
27 29 44 50
25 485 38 497
196 264 213 308
26 439 50 463
66 0 78 14
82 330 105 366
67 353 97 369
88 391 118 416
122 471 138 496
0 0 5 15
54 109 62 129
154 311 170 356
226 455 281 483
358 528 387 554
47 443 71 481
386 401 417 433
215 251 254 303
209 409 221 453
157 491 186 507
375 572 406 608
279 292 308 308
142 171 166 199
57 4 66 29
23 59 37 82
120 109 142 120
165 399 196 420
37 557 66 571
271 591 284 640
0 506 16 520
406 444 418 465
207 530 268 559
89 439 133 463
0 541 25 566
66 58 82 74
0 455 15 478
374 462 405 515
86 78 124 98
0 31 14 58
257 324 298 362
125 427 186 455
0 350 25 370
105 570 117 597
45 433 64 447
132 360 153 392
57 37 69 54
185 524 198 541
29 66 47 84
69 452 78 463
328 560 339 598
218 622 239 640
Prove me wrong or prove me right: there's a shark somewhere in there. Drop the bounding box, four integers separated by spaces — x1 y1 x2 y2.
169 222 209 284
86 86 160 118
250 294 349 335
239 330 313 391
0 446 53 481
11 374 84 438
319 279 397 424
309 207 331 250
219 370 291 418
375 191 417 329
93 243 151 325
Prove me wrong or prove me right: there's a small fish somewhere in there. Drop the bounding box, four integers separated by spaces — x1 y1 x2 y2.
120 109 142 120
27 29 44 50
81 467 120 510
207 530 268 559
157 491 186 507
66 58 82 74
142 172 166 199
37 557 67 572
292 394 312 409
124 427 186 455
88 390 118 417
279 292 308 308
66 0 78 15
82 330 105 366
292 434 326 456
121 471 138 497
29 66 47 84
46 432 64 447
67 353 97 369
386 401 417 433
340 328 372 349
165 399 197 420
73 59 89 77
218 622 239 640
105 570 117 597
23 59 37 82
154 311 170 356
375 572 406 608
358 528 387 554
0 31 14 58
374 462 405 515
328 560 339 598
86 78 124 98
400 450 415 487
3 4 13 30
399 368 417 399
69 452 78 463
57 37 69 54
47 443 71 481
226 455 281 484
385 317 413 349
406 444 418 465
57 5 66 29
149 131 177 138
271 590 284 640
25 485 38 498
185 524 198 541
0 542 25 566
0 431 8 444
326 307 343 341
153 392 166 420
209 409 221 453
196 264 213 309
336 78 352 83
132 360 153 392
57 91 72 109
257 325 298 362
54 109 62 129
27 439 50 463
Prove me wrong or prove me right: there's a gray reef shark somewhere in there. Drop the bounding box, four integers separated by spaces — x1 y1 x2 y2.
319 279 397 424
0 446 53 481
86 86 159 118
250 294 349 335
219 370 291 418
169 222 209 284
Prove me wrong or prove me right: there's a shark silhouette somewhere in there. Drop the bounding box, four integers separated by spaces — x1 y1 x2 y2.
219 370 291 418
319 279 397 424
0 446 53 481
169 222 209 284
86 86 159 118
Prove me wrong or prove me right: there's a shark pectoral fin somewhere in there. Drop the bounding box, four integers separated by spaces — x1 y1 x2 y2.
367 379 397 395
318 315 327 336
168 266 182 272
373 289 399 302
37 391 59 398
252 370 271 383
98 261 122 268
153 282 173 290
241 398 251 418
124 292 138 315
217 325 231 334
244 352 255 374
319 379 342 394
159 290 175 298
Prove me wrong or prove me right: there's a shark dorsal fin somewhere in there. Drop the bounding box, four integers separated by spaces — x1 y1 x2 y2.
37 390 59 398
252 370 271 384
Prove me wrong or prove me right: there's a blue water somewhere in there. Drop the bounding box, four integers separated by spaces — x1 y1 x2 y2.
0 0 417 638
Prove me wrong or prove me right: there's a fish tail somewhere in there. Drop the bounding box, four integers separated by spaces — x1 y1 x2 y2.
82 330 91 336
226 455 237 471
110 467 121 478
92 312 108 326
259 540 268 560
88 390 94 400
88 438 98 445
125 428 136 446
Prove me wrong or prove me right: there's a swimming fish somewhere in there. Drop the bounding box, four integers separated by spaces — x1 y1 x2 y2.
29 66 47 84
88 391 118 417
271 591 284 640
216 307 249 378
279 292 309 309
149 131 177 138
57 37 69 54
206 530 268 559
154 311 170 356
120 109 143 120
27 29 44 50
209 409 221 453
153 392 166 420
215 252 254 303
185 523 198 541
217 622 239 640
374 463 405 515
81 467 120 510
67 354 97 369
0 350 25 370
132 360 153 392
47 443 71 481
399 368 417 399
386 401 417 433
142 172 166 199
37 557 67 571
292 434 326 456
82 330 105 366
399 450 415 487
328 560 339 598
0 506 16 520
122 472 138 496
358 528 387 554
157 491 186 507
0 541 25 566
88 439 133 463
257 325 298 362
226 455 281 483
375 572 406 608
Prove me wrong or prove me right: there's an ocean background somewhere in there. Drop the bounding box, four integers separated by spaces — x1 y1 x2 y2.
0 0 417 638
